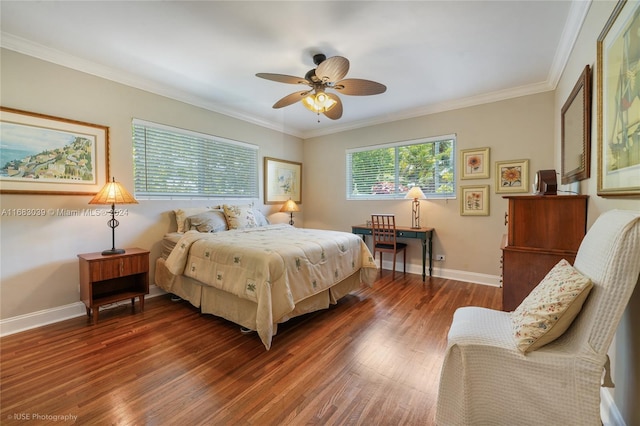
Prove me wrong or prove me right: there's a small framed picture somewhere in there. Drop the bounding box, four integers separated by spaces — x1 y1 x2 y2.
460 147 490 179
495 159 529 193
460 185 490 216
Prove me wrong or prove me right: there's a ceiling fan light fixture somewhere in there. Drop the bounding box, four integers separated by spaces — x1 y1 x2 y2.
302 91 337 113
257 54 384 120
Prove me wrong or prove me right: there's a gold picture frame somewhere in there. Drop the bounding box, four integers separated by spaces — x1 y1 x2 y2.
460 147 490 179
495 159 529 194
0 107 109 195
460 185 489 216
596 0 640 196
264 157 302 204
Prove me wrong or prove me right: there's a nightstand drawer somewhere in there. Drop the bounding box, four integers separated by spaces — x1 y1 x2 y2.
90 253 149 281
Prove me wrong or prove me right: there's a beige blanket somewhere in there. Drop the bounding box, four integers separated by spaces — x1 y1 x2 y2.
165 224 377 348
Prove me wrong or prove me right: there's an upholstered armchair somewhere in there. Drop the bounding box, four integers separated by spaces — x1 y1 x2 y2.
436 209 640 425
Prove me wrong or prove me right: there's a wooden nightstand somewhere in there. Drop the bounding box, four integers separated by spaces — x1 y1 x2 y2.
78 248 150 324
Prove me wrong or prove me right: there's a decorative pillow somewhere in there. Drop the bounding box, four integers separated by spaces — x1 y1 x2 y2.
252 209 270 227
223 204 258 229
186 210 228 233
174 207 211 233
511 259 593 353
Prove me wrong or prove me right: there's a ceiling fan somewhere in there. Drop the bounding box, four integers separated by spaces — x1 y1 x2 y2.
256 53 387 120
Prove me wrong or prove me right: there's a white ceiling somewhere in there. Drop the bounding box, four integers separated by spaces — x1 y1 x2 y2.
0 1 590 139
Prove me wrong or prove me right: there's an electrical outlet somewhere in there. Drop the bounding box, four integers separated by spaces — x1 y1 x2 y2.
435 254 445 261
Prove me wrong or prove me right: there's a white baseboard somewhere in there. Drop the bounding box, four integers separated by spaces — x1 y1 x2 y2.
601 388 626 426
380 260 502 287
1 266 501 337
0 285 166 337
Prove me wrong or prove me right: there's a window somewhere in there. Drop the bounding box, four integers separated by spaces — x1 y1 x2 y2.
132 119 258 199
346 134 456 200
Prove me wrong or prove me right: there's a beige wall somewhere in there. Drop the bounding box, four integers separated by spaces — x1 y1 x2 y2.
553 1 639 424
1 1 639 421
0 49 303 320
303 92 555 282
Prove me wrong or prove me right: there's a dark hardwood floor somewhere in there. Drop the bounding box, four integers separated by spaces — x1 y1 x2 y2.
1 272 501 425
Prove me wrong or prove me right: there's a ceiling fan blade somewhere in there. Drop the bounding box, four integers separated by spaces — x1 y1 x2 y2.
272 90 311 109
315 56 349 83
256 73 309 85
333 79 387 96
323 93 343 120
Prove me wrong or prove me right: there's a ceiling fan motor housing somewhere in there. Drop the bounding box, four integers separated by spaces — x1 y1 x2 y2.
305 69 320 83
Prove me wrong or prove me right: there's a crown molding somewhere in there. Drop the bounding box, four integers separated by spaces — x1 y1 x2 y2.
0 32 306 139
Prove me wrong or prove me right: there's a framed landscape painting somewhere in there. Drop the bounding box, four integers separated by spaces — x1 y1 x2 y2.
0 107 109 195
264 157 302 204
596 0 640 196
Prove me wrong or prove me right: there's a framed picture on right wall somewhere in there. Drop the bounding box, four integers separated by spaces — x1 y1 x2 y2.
495 159 529 193
596 0 640 196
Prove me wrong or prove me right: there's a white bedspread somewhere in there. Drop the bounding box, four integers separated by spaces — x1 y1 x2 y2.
165 224 377 348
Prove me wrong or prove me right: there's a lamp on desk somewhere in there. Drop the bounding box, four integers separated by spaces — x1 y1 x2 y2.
280 198 300 226
405 186 426 229
89 177 138 255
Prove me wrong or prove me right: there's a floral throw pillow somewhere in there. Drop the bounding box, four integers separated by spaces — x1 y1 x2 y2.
223 204 258 230
511 259 592 353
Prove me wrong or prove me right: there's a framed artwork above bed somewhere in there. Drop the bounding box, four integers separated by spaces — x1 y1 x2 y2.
264 157 302 204
0 107 109 195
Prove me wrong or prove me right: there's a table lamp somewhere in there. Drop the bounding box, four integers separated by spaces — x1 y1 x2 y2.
280 198 300 226
89 177 138 255
405 186 426 229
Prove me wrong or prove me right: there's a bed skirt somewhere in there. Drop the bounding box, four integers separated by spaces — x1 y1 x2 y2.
155 257 363 348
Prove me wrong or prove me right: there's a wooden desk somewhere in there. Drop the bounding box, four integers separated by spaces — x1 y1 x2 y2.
352 224 434 280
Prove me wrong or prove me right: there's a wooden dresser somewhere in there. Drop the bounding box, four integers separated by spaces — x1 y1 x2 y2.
501 195 588 311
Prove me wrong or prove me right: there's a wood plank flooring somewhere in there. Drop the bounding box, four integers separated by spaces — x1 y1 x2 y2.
1 272 501 425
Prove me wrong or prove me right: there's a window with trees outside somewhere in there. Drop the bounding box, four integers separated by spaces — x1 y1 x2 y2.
132 119 258 199
346 134 456 200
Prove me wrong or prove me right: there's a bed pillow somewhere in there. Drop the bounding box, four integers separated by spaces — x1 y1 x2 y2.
174 207 212 233
223 204 258 229
186 210 228 233
252 209 270 227
511 259 592 353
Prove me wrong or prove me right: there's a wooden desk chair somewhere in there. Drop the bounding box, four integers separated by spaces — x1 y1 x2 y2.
371 214 407 278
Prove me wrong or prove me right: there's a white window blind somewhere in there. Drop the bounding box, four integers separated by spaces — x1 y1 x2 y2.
132 119 258 198
346 135 456 200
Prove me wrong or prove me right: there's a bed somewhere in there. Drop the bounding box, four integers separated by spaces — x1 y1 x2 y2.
155 205 378 349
